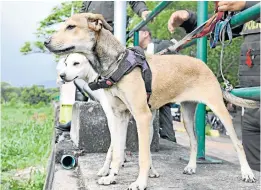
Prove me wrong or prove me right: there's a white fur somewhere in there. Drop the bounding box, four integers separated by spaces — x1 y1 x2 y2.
59 53 159 181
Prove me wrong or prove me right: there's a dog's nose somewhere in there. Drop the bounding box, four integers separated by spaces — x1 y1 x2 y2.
44 37 52 46
60 73 66 79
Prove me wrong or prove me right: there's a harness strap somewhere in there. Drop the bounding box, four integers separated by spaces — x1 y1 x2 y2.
88 48 152 106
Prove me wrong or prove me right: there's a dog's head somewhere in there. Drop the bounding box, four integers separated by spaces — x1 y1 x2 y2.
44 13 112 55
59 53 94 82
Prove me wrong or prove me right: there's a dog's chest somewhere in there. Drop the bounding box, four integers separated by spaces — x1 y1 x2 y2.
105 87 128 112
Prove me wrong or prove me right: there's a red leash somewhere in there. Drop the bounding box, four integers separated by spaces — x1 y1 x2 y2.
192 1 224 39
157 2 225 54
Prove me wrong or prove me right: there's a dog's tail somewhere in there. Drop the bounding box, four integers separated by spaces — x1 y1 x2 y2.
222 89 260 109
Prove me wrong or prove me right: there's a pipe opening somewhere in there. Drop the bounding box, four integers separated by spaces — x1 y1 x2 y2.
61 155 76 169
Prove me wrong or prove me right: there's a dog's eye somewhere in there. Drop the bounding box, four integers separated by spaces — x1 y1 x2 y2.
73 62 80 66
66 25 76 30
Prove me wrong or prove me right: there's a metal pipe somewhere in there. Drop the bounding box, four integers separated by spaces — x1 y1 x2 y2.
61 155 77 169
230 3 261 29
134 31 139 46
127 1 172 40
231 87 260 100
195 1 208 160
114 1 127 46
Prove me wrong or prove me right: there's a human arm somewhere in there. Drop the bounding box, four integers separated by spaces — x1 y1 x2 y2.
168 1 260 34
128 1 151 20
80 1 89 13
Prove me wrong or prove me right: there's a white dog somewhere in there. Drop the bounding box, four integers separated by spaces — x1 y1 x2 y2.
58 53 159 182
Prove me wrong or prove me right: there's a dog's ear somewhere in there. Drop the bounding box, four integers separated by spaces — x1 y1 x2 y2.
83 13 113 32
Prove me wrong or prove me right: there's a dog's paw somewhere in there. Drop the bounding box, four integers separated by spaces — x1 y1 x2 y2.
183 165 196 175
149 168 160 178
127 180 147 190
241 168 256 183
97 176 116 185
97 167 110 177
149 172 160 178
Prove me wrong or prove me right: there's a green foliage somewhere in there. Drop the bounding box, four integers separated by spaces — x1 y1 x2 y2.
1 82 21 103
21 85 50 105
20 42 32 55
34 41 46 51
1 82 59 105
21 1 82 55
1 170 45 190
1 104 53 189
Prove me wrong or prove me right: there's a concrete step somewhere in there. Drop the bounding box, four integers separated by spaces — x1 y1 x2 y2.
77 139 260 190
52 164 85 190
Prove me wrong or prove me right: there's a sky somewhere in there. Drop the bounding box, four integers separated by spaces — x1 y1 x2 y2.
1 1 62 87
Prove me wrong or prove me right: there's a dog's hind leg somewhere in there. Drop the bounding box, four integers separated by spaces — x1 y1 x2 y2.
206 96 255 182
180 102 198 175
149 110 160 178
98 110 130 185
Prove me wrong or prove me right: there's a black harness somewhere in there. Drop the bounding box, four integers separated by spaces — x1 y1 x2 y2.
88 47 152 105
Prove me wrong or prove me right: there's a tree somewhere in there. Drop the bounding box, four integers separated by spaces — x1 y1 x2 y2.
21 85 51 105
1 82 21 103
1 82 12 103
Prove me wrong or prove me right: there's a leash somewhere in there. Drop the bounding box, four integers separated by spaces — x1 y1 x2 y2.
157 2 234 92
212 11 234 91
157 2 224 55
219 29 233 92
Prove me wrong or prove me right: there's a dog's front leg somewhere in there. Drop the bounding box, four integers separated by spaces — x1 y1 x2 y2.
98 110 130 185
128 109 152 190
97 99 115 177
97 144 112 177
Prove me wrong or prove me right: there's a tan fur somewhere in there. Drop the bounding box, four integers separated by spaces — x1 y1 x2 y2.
45 13 257 189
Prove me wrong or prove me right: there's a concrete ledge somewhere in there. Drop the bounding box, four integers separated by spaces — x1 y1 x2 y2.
52 165 84 190
78 139 260 190
70 101 159 153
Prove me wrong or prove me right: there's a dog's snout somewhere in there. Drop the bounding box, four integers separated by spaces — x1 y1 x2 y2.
60 73 66 79
44 37 52 46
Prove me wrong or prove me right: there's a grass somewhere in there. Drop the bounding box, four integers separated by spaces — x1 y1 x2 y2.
1 103 54 190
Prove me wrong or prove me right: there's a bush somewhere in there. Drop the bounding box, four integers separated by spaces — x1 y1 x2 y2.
35 101 46 108
9 98 18 107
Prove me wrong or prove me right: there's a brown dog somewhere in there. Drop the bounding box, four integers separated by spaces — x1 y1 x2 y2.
45 13 258 189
